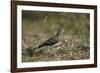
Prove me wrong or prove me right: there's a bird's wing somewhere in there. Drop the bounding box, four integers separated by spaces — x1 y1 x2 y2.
45 35 58 45
38 35 58 48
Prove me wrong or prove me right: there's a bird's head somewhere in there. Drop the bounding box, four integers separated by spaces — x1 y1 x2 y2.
59 24 64 31
57 24 64 35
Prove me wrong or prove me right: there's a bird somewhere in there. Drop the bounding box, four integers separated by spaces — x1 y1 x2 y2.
25 24 64 56
37 24 64 48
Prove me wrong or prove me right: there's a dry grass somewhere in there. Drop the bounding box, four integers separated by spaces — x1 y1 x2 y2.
22 38 90 62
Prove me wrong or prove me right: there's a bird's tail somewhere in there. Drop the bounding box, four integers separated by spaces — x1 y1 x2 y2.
38 44 44 48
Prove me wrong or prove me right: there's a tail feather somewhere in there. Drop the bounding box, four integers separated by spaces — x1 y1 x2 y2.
38 44 44 48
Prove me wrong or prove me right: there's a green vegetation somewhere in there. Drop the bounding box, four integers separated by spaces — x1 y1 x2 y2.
22 10 90 62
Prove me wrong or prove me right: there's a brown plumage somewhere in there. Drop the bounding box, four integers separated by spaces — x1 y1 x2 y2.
38 24 64 48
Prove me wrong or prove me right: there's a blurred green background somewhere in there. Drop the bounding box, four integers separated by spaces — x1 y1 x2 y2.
22 10 90 62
